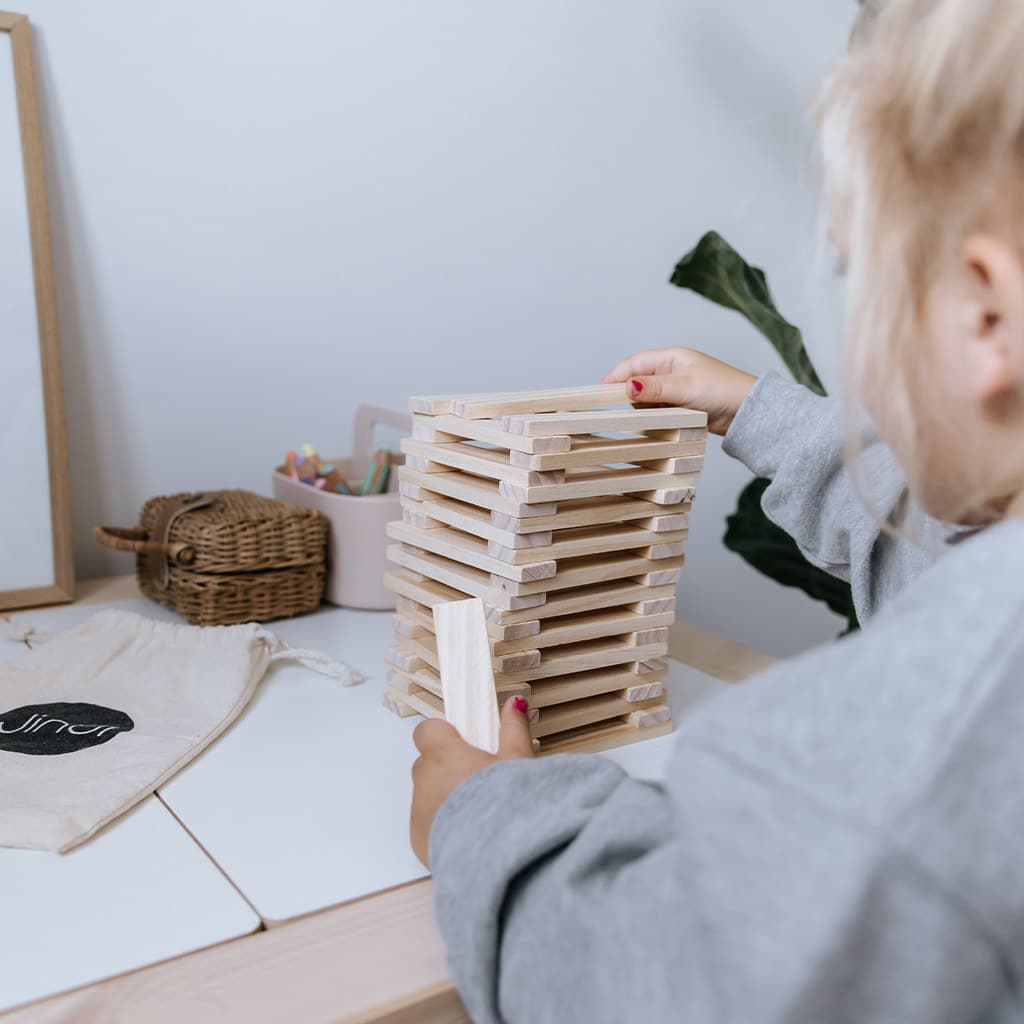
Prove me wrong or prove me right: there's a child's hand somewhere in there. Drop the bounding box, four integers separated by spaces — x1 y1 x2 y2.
603 347 757 436
410 696 535 867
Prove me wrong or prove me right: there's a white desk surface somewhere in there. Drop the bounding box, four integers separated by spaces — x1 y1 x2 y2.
8 597 729 929
0 636 261 1014
1 591 732 1023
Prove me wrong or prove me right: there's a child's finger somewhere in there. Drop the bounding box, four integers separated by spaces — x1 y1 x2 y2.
497 696 535 759
626 375 669 404
601 349 673 384
412 717 461 754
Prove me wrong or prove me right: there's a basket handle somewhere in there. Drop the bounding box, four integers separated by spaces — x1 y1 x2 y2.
93 525 196 565
353 404 411 461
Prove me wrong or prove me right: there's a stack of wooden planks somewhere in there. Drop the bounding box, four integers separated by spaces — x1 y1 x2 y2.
382 384 707 754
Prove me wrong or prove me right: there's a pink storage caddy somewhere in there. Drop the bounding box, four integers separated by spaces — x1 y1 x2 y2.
272 405 409 610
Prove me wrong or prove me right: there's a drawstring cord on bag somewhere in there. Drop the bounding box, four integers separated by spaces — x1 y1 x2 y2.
2 617 366 685
0 617 52 648
258 628 366 687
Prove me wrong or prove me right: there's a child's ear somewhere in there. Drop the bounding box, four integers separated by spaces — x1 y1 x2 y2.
961 233 1024 408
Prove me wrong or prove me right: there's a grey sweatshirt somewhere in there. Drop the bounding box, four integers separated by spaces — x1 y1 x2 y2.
429 373 1024 1024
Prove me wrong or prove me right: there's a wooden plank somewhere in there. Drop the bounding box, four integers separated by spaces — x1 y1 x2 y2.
645 455 705 474
396 600 675 657
533 693 665 738
494 553 685 597
397 592 675 653
387 663 530 707
451 384 627 419
488 526 688 565
384 572 542 641
387 522 557 583
509 436 705 471
528 665 667 708
491 498 689 535
484 579 677 625
408 392 482 415
395 631 668 687
386 545 547 612
401 438 566 488
433 599 501 754
399 467 556 518
498 468 700 504
405 496 552 549
493 608 676 655
503 407 707 437
536 716 674 754
412 414 571 455
491 637 669 686
490 495 675 535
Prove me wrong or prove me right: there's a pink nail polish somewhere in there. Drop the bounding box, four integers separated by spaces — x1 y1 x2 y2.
630 379 644 395
512 696 528 714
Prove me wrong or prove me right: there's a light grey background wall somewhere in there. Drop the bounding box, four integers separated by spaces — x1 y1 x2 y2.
19 0 855 656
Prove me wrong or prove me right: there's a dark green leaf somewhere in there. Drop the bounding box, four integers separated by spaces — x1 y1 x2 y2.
724 478 859 633
671 231 827 397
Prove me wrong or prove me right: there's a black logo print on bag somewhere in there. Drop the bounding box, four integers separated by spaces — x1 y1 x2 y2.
0 702 135 756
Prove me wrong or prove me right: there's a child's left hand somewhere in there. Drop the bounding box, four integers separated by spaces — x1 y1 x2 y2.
410 695 535 867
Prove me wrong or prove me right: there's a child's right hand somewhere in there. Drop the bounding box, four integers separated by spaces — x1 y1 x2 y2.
602 347 758 436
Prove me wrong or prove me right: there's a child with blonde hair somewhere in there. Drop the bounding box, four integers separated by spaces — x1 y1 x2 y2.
410 1 1024 1019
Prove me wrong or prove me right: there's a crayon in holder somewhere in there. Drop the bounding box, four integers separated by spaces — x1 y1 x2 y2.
272 404 409 610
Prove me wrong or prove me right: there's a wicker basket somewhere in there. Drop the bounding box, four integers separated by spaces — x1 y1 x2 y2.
94 490 327 626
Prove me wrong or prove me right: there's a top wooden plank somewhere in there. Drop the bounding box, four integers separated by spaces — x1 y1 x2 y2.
409 384 628 419
503 407 708 437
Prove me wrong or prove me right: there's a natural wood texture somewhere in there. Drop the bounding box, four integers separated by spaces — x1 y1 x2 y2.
404 495 553 548
668 620 779 683
386 545 546 611
533 693 666 738
536 716 674 754
412 413 571 454
395 604 675 658
0 14 74 612
385 574 541 641
494 553 685 597
409 384 629 418
502 407 707 437
387 521 557 583
401 438 567 488
388 387 707 745
491 496 685 535
433 599 501 754
509 435 705 471
498 468 699 504
484 579 677 625
395 631 669 687
487 526 688 565
451 384 629 419
1 879 469 1024
399 467 556 519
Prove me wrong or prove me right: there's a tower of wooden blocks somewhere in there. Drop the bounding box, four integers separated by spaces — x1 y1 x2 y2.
382 384 707 754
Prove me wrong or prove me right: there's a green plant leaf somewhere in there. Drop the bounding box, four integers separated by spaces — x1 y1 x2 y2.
671 231 827 397
724 477 859 633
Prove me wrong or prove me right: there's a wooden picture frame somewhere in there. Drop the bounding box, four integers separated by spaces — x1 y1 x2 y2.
0 11 73 611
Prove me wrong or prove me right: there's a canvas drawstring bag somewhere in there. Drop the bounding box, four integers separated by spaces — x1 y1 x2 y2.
0 609 364 852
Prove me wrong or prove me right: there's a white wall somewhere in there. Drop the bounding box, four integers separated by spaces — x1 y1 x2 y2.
19 0 856 657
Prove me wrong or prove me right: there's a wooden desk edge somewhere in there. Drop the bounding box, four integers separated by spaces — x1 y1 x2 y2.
2 577 776 1024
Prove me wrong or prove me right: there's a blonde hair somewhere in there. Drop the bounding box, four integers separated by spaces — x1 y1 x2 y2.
816 0 1024 522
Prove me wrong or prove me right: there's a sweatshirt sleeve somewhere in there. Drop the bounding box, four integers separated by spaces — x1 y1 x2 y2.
429 747 1002 1024
720 372 953 620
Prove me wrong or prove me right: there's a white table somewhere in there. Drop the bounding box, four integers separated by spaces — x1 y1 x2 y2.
2 582 764 1019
